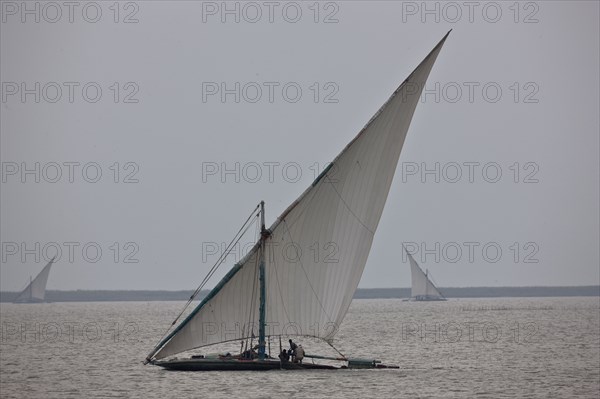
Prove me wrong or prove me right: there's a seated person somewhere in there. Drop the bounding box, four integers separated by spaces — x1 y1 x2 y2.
278 349 289 362
294 345 305 364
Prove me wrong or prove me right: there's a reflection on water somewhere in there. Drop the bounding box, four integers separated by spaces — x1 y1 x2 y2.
1 297 598 398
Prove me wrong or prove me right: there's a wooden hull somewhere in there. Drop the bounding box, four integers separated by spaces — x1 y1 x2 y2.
155 358 338 371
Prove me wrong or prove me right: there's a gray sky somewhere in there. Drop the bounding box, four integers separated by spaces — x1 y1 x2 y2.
1 1 598 291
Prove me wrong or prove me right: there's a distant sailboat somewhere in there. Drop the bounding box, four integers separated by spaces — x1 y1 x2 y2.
13 257 55 303
145 31 451 371
405 248 446 301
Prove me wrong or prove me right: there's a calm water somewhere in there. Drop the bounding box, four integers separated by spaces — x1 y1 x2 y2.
1 297 599 398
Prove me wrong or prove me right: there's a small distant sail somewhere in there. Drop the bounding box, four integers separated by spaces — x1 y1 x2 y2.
14 257 55 303
405 248 446 301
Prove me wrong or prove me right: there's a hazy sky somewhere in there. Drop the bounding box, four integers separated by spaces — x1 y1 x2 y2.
1 1 598 291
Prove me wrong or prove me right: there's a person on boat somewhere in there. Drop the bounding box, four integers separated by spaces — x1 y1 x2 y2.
295 345 305 364
288 339 298 359
279 349 289 363
241 346 258 359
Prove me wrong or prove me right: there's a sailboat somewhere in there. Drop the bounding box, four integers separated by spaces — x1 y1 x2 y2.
405 248 446 301
145 31 451 371
13 256 55 303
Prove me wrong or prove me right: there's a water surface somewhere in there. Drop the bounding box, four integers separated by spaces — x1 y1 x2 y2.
1 297 598 398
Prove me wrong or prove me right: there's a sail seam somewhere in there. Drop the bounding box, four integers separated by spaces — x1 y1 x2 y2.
282 219 335 325
326 174 375 236
269 241 293 326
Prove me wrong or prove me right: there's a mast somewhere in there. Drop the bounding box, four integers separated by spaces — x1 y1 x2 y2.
258 201 267 360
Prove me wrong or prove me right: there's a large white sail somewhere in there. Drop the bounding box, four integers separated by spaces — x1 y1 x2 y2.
407 249 445 300
14 257 54 302
149 32 450 361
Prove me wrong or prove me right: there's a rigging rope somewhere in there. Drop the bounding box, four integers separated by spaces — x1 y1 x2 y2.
327 341 347 360
149 203 262 354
